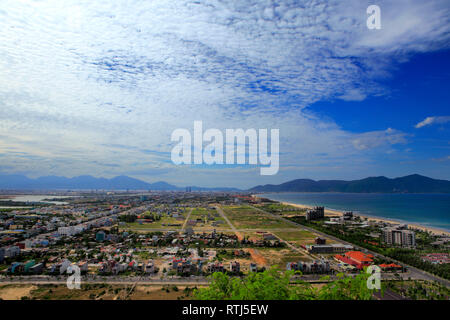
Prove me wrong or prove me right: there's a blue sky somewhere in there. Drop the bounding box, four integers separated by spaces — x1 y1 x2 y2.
309 50 450 179
0 0 449 188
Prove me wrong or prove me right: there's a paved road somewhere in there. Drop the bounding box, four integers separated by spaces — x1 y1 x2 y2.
0 273 352 285
214 206 238 234
250 204 450 288
269 230 312 258
0 278 211 286
181 208 194 231
122 227 301 232
373 288 407 300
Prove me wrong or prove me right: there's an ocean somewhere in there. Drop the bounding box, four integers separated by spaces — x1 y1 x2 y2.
261 192 450 232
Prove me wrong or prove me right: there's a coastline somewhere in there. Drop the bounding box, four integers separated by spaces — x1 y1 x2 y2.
254 196 450 236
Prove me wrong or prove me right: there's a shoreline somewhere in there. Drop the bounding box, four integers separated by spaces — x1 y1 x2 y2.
253 196 450 236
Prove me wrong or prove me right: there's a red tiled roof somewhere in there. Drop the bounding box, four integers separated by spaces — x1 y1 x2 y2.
345 251 373 263
380 263 402 269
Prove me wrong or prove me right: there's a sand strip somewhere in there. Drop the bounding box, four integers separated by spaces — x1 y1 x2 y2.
272 200 450 236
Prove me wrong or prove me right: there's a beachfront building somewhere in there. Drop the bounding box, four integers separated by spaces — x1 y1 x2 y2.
342 212 353 220
382 227 416 247
305 207 325 221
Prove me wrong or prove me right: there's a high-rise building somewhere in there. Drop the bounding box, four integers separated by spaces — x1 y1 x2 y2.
401 230 416 247
382 227 415 247
305 206 325 221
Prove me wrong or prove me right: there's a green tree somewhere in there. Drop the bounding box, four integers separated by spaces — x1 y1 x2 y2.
194 266 376 300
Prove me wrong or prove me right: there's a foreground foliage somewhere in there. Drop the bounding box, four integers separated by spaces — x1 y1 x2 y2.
194 267 376 300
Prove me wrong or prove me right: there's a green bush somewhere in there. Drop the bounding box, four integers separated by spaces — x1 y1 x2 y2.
194 266 376 300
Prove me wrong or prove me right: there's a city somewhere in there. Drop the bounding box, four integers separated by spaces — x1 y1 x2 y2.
0 192 448 300
0 0 449 314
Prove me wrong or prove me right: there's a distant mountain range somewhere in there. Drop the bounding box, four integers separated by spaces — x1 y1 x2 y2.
1 173 449 193
249 174 450 193
0 174 239 191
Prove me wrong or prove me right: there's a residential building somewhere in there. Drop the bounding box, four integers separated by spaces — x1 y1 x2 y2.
173 258 198 275
382 227 416 247
343 212 353 220
96 230 106 242
286 260 330 274
315 237 326 245
229 261 240 273
305 207 325 221
207 262 225 273
30 263 44 274
78 261 88 273
5 245 20 258
50 259 71 274
185 227 194 236
8 262 24 274
24 260 35 273
421 253 450 264
145 260 155 273
305 244 353 254
262 233 277 241
401 230 416 247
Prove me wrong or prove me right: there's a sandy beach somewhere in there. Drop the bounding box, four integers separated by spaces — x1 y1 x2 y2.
272 200 450 236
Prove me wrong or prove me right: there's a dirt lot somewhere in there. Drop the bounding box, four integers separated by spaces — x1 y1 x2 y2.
189 208 230 232
257 248 312 266
0 284 204 300
130 285 204 300
0 284 37 300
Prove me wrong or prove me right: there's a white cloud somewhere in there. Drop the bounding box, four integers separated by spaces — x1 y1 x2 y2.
415 116 450 128
432 155 450 162
0 0 448 187
351 128 408 151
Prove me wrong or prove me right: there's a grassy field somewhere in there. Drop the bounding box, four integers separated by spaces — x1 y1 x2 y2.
189 207 230 231
223 205 294 230
255 203 306 217
122 215 183 231
273 230 317 245
273 229 338 247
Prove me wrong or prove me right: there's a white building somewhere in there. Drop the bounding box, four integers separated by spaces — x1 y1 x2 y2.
59 259 71 274
5 246 20 258
58 225 85 237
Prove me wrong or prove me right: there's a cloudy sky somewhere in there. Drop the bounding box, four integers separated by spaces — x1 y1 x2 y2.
0 0 449 188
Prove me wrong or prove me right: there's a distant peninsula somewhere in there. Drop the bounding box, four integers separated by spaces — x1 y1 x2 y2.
249 174 450 193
